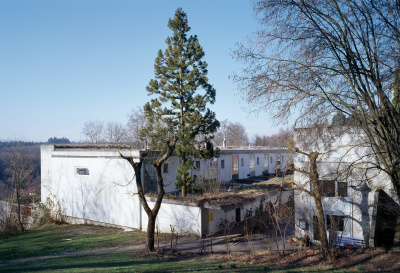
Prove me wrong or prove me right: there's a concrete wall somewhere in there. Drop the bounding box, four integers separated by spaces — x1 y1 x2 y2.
142 198 202 234
238 154 250 179
254 153 264 176
218 154 233 182
41 145 142 229
268 153 277 174
42 145 290 234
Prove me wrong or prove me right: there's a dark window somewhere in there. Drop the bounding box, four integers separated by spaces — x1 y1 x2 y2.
313 179 347 198
257 157 259 165
163 163 169 174
241 158 244 166
236 208 241 223
326 215 344 232
195 161 200 170
77 168 89 175
221 159 225 169
338 182 348 197
321 180 335 197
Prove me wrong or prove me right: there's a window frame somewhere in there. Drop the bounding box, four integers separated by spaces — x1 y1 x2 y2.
312 179 348 198
76 167 89 176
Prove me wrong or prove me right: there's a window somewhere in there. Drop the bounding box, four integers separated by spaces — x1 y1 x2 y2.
270 156 273 163
338 182 348 197
241 158 244 166
76 168 89 175
326 215 344 232
195 161 200 170
312 179 347 198
320 180 335 197
221 159 225 169
163 163 169 174
257 157 259 165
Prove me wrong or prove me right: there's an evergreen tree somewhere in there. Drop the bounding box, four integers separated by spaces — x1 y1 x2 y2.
146 7 219 197
331 112 347 127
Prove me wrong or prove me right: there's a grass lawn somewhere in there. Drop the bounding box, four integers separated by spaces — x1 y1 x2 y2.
0 251 346 273
0 224 147 262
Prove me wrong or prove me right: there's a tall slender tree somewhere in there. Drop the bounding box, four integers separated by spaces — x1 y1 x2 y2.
146 7 219 197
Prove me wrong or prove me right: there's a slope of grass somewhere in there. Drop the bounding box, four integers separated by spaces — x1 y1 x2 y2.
0 224 146 262
0 251 341 273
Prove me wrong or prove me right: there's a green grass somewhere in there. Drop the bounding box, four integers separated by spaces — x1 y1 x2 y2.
0 224 146 262
0 251 343 273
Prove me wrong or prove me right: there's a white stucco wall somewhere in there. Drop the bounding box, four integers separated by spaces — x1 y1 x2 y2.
268 153 277 174
218 154 233 182
42 145 292 234
41 145 142 229
239 154 250 179
255 153 265 176
142 199 202 234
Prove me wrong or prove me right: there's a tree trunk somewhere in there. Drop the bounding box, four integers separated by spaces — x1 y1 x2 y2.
16 187 24 231
181 154 187 197
314 195 333 260
309 151 334 261
146 212 156 252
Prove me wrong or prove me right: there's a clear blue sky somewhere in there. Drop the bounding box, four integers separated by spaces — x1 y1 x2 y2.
0 0 280 142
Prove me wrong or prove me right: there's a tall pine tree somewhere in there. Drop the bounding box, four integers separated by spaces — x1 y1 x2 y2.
146 7 219 197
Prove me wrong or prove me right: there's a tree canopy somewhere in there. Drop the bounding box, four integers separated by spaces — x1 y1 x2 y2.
234 0 400 201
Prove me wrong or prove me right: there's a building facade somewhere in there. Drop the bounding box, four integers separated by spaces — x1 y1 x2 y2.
41 144 288 234
293 128 399 247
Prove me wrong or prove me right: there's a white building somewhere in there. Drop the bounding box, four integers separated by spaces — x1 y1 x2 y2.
41 144 289 235
293 128 399 247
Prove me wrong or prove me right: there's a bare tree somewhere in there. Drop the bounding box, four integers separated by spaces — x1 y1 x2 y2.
294 148 334 260
213 119 249 147
8 145 34 230
126 107 149 149
82 121 104 144
234 0 400 200
253 128 292 147
121 104 177 252
104 121 126 144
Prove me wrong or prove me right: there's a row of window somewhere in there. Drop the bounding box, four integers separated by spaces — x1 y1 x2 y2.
76 156 275 176
311 179 348 198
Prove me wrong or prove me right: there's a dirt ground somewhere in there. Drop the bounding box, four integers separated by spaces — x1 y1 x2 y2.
230 249 400 272
141 249 400 272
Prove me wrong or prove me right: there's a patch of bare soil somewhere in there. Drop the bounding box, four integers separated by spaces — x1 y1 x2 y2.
138 249 400 272
207 250 400 272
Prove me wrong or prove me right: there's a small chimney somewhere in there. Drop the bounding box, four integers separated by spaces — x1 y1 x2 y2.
223 137 226 148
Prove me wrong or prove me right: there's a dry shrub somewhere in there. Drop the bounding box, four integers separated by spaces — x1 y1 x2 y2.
32 197 66 227
0 209 21 236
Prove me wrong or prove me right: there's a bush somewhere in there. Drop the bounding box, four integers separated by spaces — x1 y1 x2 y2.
32 197 66 227
0 214 21 236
